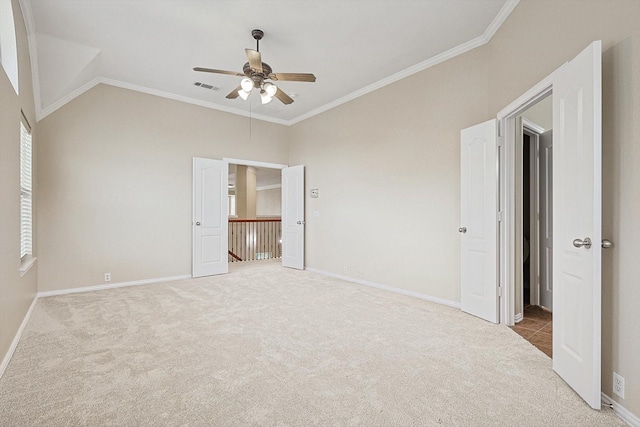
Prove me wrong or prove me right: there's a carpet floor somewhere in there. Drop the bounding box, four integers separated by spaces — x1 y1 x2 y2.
0 260 625 426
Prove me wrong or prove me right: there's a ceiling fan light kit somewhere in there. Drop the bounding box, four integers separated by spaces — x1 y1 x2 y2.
194 29 316 105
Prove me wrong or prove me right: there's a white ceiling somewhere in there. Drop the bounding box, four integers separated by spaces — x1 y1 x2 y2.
20 0 519 125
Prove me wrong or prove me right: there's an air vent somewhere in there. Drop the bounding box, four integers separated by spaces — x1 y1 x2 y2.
194 82 219 91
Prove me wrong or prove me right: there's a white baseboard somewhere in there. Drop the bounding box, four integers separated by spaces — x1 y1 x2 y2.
0 295 38 379
514 312 524 323
37 274 192 298
602 393 640 427
305 268 461 309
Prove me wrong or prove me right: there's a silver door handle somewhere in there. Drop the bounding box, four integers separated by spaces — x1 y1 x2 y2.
458 227 467 233
573 237 592 249
602 239 613 249
195 222 201 226
296 221 306 225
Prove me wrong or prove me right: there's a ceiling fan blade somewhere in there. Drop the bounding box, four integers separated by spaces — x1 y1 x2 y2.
274 87 294 105
245 49 263 73
226 86 242 99
270 73 316 82
193 67 244 76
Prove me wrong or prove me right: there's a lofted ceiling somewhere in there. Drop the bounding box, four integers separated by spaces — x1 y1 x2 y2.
20 0 519 125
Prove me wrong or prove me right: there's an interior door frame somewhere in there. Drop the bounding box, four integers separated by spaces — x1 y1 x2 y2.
222 157 288 264
497 72 556 326
521 121 544 310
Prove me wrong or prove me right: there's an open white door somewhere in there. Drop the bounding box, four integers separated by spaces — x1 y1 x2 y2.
281 165 304 270
552 41 602 409
193 157 228 278
539 130 553 310
460 119 498 323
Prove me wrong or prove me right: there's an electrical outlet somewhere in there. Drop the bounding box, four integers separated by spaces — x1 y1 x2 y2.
613 372 625 399
104 273 111 282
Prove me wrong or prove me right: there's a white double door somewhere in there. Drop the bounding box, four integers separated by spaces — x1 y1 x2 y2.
192 159 305 277
460 41 602 409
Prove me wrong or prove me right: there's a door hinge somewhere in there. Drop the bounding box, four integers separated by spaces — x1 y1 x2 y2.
498 286 502 297
497 211 503 222
497 136 504 147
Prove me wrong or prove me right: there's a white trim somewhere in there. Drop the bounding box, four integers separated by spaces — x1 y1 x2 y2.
514 312 523 323
256 184 282 191
19 256 37 277
100 79 290 125
37 274 191 298
289 0 520 126
601 393 640 427
0 295 38 379
522 118 546 134
223 158 288 170
25 0 519 126
497 68 556 327
36 77 290 125
18 1 42 120
497 72 556 120
305 268 461 309
484 0 520 41
38 77 101 121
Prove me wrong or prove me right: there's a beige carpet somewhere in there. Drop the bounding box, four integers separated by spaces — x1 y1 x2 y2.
0 260 624 426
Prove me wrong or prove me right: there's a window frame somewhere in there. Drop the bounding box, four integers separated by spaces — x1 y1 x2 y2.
19 113 35 275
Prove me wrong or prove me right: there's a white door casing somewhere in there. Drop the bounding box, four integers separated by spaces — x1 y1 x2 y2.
552 41 602 410
539 130 553 309
193 157 228 278
460 119 498 323
282 165 304 270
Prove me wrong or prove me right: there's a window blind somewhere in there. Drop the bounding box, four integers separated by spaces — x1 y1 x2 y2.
20 121 32 259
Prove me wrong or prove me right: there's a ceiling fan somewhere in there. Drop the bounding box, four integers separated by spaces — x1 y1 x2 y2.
194 29 316 105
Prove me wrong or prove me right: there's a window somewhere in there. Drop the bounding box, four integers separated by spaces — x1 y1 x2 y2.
0 0 19 94
20 120 32 260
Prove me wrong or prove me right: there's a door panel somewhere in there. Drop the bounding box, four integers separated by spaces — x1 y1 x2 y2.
193 157 228 278
282 165 304 270
460 119 498 323
539 130 553 309
552 41 602 410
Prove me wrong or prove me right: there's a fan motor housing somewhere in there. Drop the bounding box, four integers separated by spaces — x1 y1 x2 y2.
243 61 273 87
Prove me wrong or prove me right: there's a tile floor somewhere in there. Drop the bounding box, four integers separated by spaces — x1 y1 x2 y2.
509 305 552 358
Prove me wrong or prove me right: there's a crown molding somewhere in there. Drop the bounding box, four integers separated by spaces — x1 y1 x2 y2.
288 0 520 126
99 78 290 126
18 1 43 121
37 77 102 121
26 0 520 126
485 0 520 41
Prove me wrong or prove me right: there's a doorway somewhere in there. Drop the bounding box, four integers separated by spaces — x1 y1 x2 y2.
510 97 554 357
461 41 603 409
192 157 306 278
227 164 283 263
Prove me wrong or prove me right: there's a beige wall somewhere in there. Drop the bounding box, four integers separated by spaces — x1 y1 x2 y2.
0 0 37 369
37 84 289 292
6 0 639 417
256 187 281 217
235 165 257 219
290 0 639 415
290 46 490 302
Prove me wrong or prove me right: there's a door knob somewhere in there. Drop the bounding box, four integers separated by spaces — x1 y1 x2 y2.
602 239 613 249
458 227 467 233
296 220 306 225
195 222 201 226
572 237 592 249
